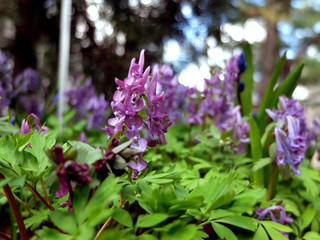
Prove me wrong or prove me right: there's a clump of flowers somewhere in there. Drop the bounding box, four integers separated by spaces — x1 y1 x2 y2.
0 51 46 116
0 51 14 114
181 53 250 152
13 68 45 116
153 64 190 124
266 96 307 175
103 50 172 178
49 146 92 210
65 75 109 130
256 205 293 238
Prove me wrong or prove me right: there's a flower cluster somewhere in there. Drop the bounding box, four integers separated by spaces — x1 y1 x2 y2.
256 205 292 238
182 53 249 152
50 146 92 209
266 96 307 175
65 76 108 130
0 51 14 114
103 50 172 177
0 51 45 116
153 64 190 124
185 54 246 125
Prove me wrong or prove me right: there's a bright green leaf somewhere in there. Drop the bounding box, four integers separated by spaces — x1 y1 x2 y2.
112 208 133 228
216 215 258 232
50 210 77 234
211 222 237 240
136 213 168 228
253 224 269 240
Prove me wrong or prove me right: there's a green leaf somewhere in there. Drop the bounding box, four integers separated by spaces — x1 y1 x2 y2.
84 175 121 219
257 52 287 120
35 227 72 240
24 209 51 230
240 42 254 116
143 172 175 184
8 174 26 187
303 231 320 240
216 215 258 231
68 140 103 164
161 223 205 240
261 221 292 240
211 222 237 240
209 125 221 139
253 224 269 240
136 213 168 228
137 234 158 240
112 208 133 228
50 210 77 234
0 135 23 165
252 158 272 172
0 117 19 136
301 205 316 231
284 199 300 216
261 221 292 233
249 116 264 187
73 183 90 224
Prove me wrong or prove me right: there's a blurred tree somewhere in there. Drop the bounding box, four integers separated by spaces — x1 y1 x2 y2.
1 0 320 103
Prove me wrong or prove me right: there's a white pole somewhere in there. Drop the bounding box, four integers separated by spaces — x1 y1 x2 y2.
58 0 72 133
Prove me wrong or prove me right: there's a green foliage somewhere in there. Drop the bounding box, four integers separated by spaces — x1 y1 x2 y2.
2 48 320 240
239 42 254 116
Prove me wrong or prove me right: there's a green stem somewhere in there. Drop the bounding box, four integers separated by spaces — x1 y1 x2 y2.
0 174 29 240
267 161 277 201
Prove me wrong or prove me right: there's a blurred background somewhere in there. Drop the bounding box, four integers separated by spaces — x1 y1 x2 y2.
1 0 320 118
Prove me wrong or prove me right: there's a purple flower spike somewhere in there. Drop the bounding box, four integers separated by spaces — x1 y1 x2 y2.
274 116 306 175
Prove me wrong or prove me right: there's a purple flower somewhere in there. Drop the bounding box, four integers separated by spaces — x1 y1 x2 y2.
105 50 172 148
256 205 292 238
20 113 48 134
128 159 147 179
50 146 92 199
186 97 203 124
65 76 109 130
308 117 320 142
266 96 308 175
13 68 40 94
78 132 89 144
266 96 307 135
0 51 13 114
274 116 306 175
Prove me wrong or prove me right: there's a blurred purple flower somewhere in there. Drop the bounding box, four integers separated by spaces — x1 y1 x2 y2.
256 205 292 238
13 68 40 94
65 76 108 130
0 51 13 114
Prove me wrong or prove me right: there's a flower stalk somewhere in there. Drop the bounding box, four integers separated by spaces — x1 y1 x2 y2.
94 196 128 240
267 160 278 201
0 174 29 240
